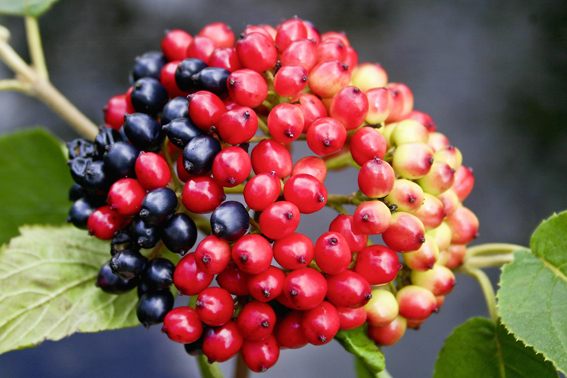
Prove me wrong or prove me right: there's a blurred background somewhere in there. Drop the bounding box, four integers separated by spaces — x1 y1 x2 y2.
0 0 566 377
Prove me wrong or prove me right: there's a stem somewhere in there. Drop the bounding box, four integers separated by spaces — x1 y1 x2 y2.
325 151 355 170
249 135 271 143
257 116 270 136
465 254 514 269
249 216 260 231
377 369 394 378
25 17 48 80
466 243 526 258
197 355 224 378
0 79 32 92
457 266 498 323
235 352 250 378
224 184 245 194
161 139 183 191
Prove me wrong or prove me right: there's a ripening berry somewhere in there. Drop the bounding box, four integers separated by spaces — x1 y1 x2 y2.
382 212 426 252
316 38 348 64
351 63 388 93
365 289 399 326
446 206 479 244
365 87 392 125
413 193 446 231
384 179 425 214
426 222 452 252
434 145 463 171
436 189 460 216
329 86 369 131
416 161 455 195
403 234 440 271
400 110 437 132
390 119 430 146
350 127 388 166
367 316 407 347
308 60 351 98
452 166 475 202
392 142 434 180
385 82 414 123
291 156 327 183
438 244 467 269
428 131 450 152
352 200 391 235
411 264 456 296
354 245 400 285
396 285 437 321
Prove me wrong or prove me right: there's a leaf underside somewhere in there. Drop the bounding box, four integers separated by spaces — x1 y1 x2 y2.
498 211 567 373
0 0 60 17
433 317 558 378
0 225 139 355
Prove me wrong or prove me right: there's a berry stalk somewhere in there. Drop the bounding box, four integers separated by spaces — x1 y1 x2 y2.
457 266 498 323
197 354 224 378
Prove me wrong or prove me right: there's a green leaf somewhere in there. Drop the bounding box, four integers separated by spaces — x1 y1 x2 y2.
0 225 139 355
335 325 385 374
433 317 558 378
498 211 567 373
0 0 60 17
0 128 73 245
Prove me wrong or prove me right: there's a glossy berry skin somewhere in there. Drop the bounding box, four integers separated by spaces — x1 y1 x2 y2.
199 22 235 48
67 196 104 230
131 51 166 82
236 32 278 73
281 38 318 72
192 67 230 96
188 91 226 132
195 235 231 275
160 96 189 126
326 270 372 308
173 252 214 296
417 161 455 196
413 193 446 231
247 266 285 302
392 142 434 180
301 301 340 345
161 213 198 254
83 160 114 196
104 94 134 130
329 214 368 253
276 18 307 53
210 201 250 241
123 113 165 152
358 158 396 199
404 234 440 271
196 287 235 327
208 47 242 72
354 245 400 285
267 103 304 143
446 206 479 244
161 29 193 61
291 156 327 183
241 334 280 373
182 135 222 176
142 257 175 290
350 127 387 166
384 179 424 214
283 174 327 214
367 316 407 347
243 172 281 211
227 69 268 108
96 261 139 294
182 176 225 214
251 139 293 178
329 86 369 130
163 118 205 149
162 306 203 344
436 189 460 216
390 119 429 147
130 77 169 117
291 93 328 133
337 306 367 331
110 249 148 280
134 152 171 191
273 65 309 98
314 232 351 275
212 146 251 187
259 201 300 240
273 232 314 270
236 301 276 341
382 212 426 252
216 261 250 296
316 38 348 64
107 178 147 216
175 58 208 91
365 87 392 125
87 205 130 240
306 117 347 156
231 234 274 275
396 285 438 320
385 82 414 123
137 289 175 328
94 127 124 158
308 60 351 99
411 264 456 296
68 157 91 187
186 36 218 62
275 311 308 349
452 165 475 202
283 267 327 310
139 187 178 226
351 63 387 92
131 216 160 248
364 289 399 326
352 200 391 235
217 107 258 145
202 321 244 363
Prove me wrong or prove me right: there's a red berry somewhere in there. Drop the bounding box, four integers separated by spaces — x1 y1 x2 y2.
306 117 347 156
273 65 309 98
198 22 235 48
283 174 327 214
321 31 350 47
161 29 192 61
87 205 130 240
195 235 232 275
396 285 437 320
173 252 214 296
336 306 367 330
384 179 425 213
236 32 278 73
236 301 276 340
358 158 395 199
274 311 308 349
326 270 372 308
160 61 187 98
404 235 440 271
212 146 251 187
273 232 314 270
243 25 274 41
259 201 300 240
399 110 436 132
281 38 318 72
267 103 305 143
104 94 134 130
107 178 147 216
367 316 406 346
452 165 475 202
308 60 351 98
241 334 280 373
329 86 369 131
188 91 226 132
352 200 391 235
181 176 225 214
247 266 286 302
365 87 392 125
283 267 327 310
275 18 307 53
382 212 426 252
227 69 268 108
135 152 171 190
316 38 348 64
354 245 400 285
291 156 327 183
208 47 242 72
202 321 243 363
313 231 351 275
329 214 368 253
217 107 258 145
216 261 250 296
243 172 281 211
345 46 359 68
301 301 340 345
231 234 274 275
385 82 414 123
186 35 218 62
251 139 293 178
445 206 479 245
162 306 203 344
291 93 328 133
350 126 387 166
195 287 235 327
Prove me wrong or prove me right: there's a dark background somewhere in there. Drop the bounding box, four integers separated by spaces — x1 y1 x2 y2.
1 0 566 377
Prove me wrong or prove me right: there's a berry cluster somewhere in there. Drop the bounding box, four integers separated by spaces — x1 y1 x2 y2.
65 18 478 372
